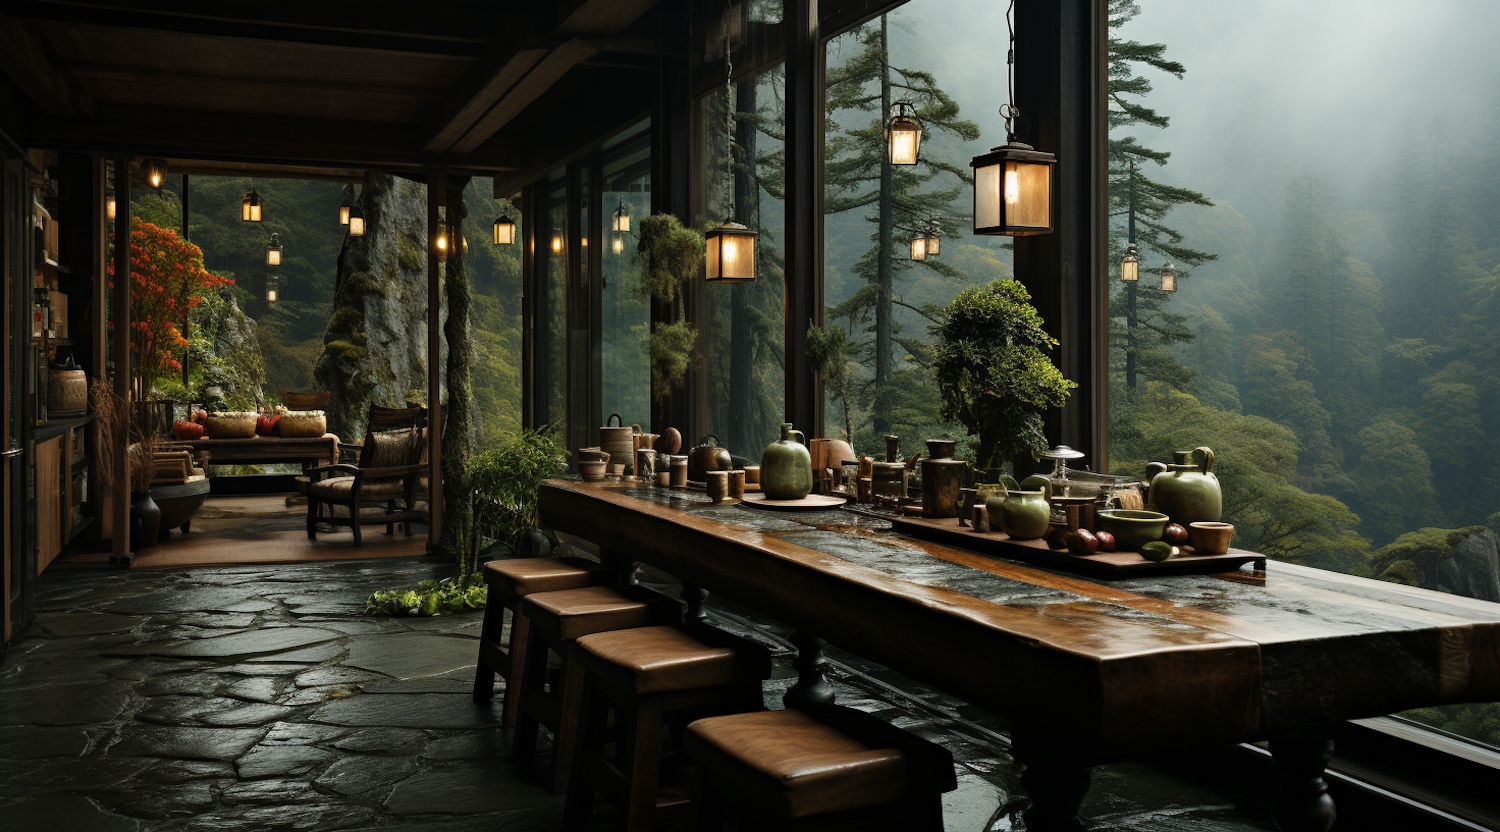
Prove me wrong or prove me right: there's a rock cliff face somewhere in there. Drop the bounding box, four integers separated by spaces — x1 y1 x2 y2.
193 287 266 407
315 173 447 441
1372 526 1500 603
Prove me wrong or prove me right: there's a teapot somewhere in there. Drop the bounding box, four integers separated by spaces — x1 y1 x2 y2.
1145 446 1222 526
687 434 732 482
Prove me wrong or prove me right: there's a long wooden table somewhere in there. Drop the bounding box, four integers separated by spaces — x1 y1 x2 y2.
538 479 1500 831
183 433 339 472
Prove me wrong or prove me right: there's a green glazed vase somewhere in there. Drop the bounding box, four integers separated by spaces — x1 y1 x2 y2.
761 423 812 500
1145 446 1222 525
988 489 1050 540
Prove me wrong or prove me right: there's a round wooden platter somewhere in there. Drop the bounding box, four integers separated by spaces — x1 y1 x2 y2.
684 480 762 493
737 492 849 511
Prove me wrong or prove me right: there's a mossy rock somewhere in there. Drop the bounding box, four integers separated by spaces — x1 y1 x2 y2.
324 340 368 362
397 236 423 273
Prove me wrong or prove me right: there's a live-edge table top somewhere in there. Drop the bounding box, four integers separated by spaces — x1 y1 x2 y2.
539 479 1500 765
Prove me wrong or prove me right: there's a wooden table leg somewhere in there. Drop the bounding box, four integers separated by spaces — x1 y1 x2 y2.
1270 734 1337 832
1019 759 1091 832
784 631 835 708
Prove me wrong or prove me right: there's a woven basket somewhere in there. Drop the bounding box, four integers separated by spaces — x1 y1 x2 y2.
277 413 327 437
205 413 257 439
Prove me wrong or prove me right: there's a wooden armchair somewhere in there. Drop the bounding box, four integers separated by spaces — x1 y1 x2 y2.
305 417 426 546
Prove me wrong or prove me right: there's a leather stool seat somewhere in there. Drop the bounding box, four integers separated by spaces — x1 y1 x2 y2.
472 555 610 726
576 625 743 695
484 556 603 596
686 704 956 828
523 585 674 642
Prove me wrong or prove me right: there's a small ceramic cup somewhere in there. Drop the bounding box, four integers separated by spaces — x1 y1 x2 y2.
972 503 990 533
669 456 689 488
728 469 746 500
706 471 730 504
608 463 625 478
1189 521 1234 554
742 465 760 484
655 471 670 487
579 460 606 481
636 448 657 480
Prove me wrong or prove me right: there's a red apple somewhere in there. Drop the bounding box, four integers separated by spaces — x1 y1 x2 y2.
1066 528 1099 555
1094 530 1116 551
1163 523 1189 545
192 408 208 425
173 419 205 440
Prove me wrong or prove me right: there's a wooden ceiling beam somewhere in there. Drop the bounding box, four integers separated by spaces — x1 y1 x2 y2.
448 37 600 155
0 10 91 117
418 18 553 155
552 0 662 37
9 3 489 58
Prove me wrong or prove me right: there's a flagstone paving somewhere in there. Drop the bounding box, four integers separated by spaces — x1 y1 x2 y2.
0 554 1279 831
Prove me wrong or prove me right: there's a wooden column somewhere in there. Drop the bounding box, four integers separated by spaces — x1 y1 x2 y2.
427 169 446 548
111 156 130 561
784 0 822 435
1013 0 1108 467
649 0 695 438
89 156 106 540
520 185 536 429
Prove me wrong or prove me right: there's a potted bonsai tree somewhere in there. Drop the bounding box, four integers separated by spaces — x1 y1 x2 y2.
934 279 1075 480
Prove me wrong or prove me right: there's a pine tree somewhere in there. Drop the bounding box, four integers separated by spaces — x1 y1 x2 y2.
823 14 979 435
1107 0 1215 393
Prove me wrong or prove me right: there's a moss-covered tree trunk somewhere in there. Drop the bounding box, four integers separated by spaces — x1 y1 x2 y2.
439 182 474 567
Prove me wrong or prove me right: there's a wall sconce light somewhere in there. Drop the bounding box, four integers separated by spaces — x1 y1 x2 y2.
266 233 284 266
493 213 515 245
339 195 351 226
1158 261 1177 293
1121 244 1139 282
242 187 262 222
434 225 450 262
611 200 630 233
886 100 923 166
347 205 365 236
143 158 168 190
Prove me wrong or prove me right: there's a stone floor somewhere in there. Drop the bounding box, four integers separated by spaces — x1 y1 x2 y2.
0 553 1281 831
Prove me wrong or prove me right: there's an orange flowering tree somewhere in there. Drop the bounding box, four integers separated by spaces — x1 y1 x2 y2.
108 218 233 399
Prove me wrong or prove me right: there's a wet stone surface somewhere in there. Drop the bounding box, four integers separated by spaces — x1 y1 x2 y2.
0 551 1278 831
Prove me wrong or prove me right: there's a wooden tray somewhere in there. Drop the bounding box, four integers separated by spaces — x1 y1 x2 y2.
738 492 848 511
881 513 1264 579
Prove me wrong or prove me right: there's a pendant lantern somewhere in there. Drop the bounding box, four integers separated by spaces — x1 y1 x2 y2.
612 200 630 233
493 213 515 246
705 0 756 283
705 221 756 283
910 235 928 261
347 205 366 237
434 226 449 262
339 195 351 226
970 4 1056 237
266 233 283 266
925 225 941 256
106 191 116 221
266 274 279 304
143 158 167 190
1158 261 1177 293
242 187 262 222
1120 244 1139 282
886 100 923 166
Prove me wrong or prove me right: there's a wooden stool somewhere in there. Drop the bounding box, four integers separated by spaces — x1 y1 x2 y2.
685 704 957 831
514 584 683 793
472 556 611 725
564 623 772 832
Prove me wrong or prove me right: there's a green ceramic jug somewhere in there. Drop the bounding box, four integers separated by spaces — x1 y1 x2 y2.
988 489 1050 540
1145 446 1222 525
761 423 812 500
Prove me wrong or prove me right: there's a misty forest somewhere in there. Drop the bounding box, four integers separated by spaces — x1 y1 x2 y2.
125 0 1500 745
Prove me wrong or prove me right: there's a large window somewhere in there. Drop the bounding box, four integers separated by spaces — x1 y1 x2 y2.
1105 0 1500 748
600 122 653 432
821 4 1015 460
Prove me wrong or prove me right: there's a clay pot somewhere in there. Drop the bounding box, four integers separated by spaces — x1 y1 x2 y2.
989 489 1050 541
761 423 813 501
600 413 638 475
688 434 733 482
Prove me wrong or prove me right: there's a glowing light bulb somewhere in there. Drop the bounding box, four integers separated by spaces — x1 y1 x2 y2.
551 235 563 254
612 236 624 254
267 289 278 302
1003 169 1020 205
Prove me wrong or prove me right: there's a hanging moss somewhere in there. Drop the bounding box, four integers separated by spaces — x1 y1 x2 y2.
650 321 696 403
325 307 366 342
637 213 704 306
397 235 424 274
324 340 368 362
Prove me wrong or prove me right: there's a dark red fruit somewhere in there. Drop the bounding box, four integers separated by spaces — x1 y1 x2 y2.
1163 523 1189 545
1094 530 1116 551
1066 528 1099 555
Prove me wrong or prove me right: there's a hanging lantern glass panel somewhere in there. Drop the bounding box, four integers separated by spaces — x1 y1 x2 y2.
705 221 755 283
493 215 515 245
972 144 1054 236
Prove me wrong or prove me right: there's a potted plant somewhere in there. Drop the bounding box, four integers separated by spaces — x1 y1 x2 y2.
92 377 162 550
636 213 704 400
934 279 1075 480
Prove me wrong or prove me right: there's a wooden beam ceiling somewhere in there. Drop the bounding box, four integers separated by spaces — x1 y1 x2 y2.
0 10 90 117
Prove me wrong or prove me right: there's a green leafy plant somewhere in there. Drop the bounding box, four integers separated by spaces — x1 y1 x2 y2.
935 279 1075 475
365 575 487 617
637 214 704 398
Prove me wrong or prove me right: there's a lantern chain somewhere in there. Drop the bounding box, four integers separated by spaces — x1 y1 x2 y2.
724 0 735 223
1002 0 1018 140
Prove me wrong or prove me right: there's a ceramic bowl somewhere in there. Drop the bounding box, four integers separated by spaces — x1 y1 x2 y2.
1096 509 1169 551
579 460 607 481
1189 521 1234 554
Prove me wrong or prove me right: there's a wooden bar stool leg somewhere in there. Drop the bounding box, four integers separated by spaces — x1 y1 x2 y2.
623 696 665 832
512 624 548 762
564 676 608 829
501 601 531 726
472 600 506 703
785 631 835 708
688 766 728 832
548 641 588 793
